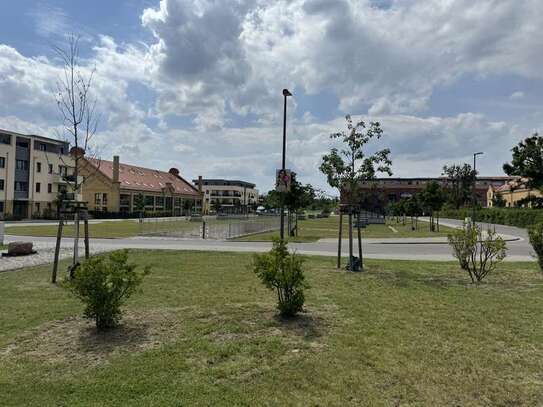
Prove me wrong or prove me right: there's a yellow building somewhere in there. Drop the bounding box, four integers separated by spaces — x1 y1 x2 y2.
0 129 76 219
78 155 202 215
487 178 542 208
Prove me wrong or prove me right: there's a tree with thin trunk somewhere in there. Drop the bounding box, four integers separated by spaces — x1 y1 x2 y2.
53 34 100 279
320 115 392 271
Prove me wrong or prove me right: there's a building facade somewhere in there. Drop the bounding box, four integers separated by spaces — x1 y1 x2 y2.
0 129 75 219
194 179 258 214
79 156 202 215
487 178 543 208
356 176 515 209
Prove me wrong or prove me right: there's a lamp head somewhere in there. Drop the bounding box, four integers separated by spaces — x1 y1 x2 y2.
283 89 292 97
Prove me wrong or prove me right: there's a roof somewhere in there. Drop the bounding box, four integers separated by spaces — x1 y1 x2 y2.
87 158 200 196
0 128 69 146
194 179 256 188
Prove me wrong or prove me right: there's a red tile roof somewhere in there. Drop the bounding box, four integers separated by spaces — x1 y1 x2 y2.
86 158 200 196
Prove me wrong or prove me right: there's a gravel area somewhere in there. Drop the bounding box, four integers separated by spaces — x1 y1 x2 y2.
0 242 113 272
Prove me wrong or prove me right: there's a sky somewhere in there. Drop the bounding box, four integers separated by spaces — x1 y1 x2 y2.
0 0 542 195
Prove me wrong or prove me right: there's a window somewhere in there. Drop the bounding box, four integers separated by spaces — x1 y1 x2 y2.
0 133 11 145
156 196 164 207
47 183 52 193
102 193 108 206
0 179 4 191
0 201 4 212
60 147 65 155
38 143 46 151
36 162 41 172
48 164 53 174
16 160 29 171
0 157 4 168
145 195 154 207
95 193 102 205
36 182 41 193
14 182 28 191
35 203 40 213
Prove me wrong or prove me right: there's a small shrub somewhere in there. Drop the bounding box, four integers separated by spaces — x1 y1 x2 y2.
448 224 507 283
252 239 308 317
64 250 150 330
529 223 543 272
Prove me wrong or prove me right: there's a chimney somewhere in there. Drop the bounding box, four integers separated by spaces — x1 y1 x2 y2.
113 155 120 183
169 167 180 176
198 175 203 193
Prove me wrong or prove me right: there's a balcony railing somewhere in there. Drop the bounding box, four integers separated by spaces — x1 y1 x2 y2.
53 174 83 184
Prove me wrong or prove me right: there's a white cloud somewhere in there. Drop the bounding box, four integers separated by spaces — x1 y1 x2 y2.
135 0 543 127
510 91 525 100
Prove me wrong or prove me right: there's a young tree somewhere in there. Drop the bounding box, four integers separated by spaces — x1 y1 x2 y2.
320 115 392 271
403 196 422 231
133 193 145 217
53 35 100 274
418 181 446 231
503 133 543 191
442 163 476 209
448 224 507 283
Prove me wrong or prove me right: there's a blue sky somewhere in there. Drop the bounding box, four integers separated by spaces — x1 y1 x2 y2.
0 0 541 194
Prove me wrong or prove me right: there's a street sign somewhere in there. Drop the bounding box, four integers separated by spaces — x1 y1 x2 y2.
276 169 292 192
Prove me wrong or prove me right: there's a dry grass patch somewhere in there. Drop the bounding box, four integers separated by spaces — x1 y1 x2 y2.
1 308 184 367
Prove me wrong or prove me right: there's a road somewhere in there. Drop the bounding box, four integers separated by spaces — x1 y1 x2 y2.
3 218 535 263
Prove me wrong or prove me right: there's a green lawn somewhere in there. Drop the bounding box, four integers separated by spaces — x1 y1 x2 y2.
235 216 456 242
5 220 200 239
1 251 542 406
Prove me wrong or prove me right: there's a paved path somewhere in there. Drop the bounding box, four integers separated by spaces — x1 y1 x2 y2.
1 218 535 272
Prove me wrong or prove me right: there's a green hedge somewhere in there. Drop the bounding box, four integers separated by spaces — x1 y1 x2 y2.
440 208 543 229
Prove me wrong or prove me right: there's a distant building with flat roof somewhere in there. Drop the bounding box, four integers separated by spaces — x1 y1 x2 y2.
193 178 258 214
355 176 515 209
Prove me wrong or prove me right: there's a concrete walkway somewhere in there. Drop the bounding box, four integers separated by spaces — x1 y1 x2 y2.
1 218 535 272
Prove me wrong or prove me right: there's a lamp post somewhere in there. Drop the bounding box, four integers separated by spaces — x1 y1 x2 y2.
472 152 484 225
280 88 292 240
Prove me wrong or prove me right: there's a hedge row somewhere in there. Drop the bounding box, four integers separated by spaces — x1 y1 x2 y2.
440 208 543 228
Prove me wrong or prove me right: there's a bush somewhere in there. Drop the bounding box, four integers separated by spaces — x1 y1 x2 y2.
528 223 543 272
64 250 150 330
441 207 543 229
448 224 507 283
252 239 308 317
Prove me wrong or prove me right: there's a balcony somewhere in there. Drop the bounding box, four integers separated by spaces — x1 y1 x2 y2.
53 174 83 184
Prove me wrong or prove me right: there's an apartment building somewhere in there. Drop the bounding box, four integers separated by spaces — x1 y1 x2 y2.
0 129 75 219
194 179 258 214
78 156 202 215
356 176 515 208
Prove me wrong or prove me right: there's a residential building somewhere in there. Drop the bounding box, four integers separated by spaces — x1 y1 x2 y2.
487 178 543 208
194 179 258 214
355 176 515 209
0 129 75 219
78 155 202 215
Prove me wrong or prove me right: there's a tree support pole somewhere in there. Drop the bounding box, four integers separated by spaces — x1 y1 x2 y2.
84 217 90 260
357 211 363 272
52 219 64 284
348 209 353 271
337 211 343 269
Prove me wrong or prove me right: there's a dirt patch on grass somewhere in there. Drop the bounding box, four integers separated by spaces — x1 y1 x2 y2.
202 303 337 350
0 308 184 367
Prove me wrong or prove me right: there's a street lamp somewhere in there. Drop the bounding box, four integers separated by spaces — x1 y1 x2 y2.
280 88 292 240
472 152 484 225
